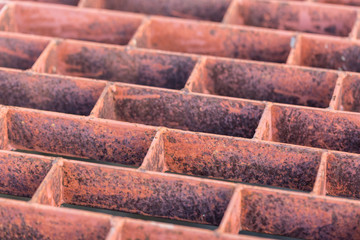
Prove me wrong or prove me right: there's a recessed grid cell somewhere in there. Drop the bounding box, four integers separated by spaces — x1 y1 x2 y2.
120 219 261 240
133 17 294 63
10 0 81 5
223 0 357 37
314 0 360 6
0 32 49 70
150 129 323 192
48 160 235 227
0 151 52 200
0 68 106 115
240 188 360 239
93 84 265 138
260 104 360 154
80 0 231 22
290 35 360 72
189 58 338 108
326 152 360 200
0 2 144 45
32 39 198 90
338 74 360 113
3 108 157 166
0 199 111 240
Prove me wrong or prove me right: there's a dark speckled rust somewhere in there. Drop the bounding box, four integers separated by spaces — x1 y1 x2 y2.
224 0 357 36
0 32 49 70
81 0 232 22
33 39 198 90
0 199 111 240
96 84 265 138
340 75 360 112
134 17 294 63
327 152 360 200
315 0 360 6
190 57 338 108
162 129 322 191
292 35 360 72
62 160 235 226
0 0 360 239
264 104 360 153
241 188 360 239
0 2 143 45
6 108 156 166
0 68 106 115
0 150 53 197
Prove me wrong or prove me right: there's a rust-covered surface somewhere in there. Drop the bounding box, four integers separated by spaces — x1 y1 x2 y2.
0 0 360 239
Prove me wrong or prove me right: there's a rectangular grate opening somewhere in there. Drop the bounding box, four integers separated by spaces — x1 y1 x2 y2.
62 204 218 230
80 0 232 22
134 17 293 63
190 57 338 108
33 39 198 90
224 0 357 37
0 151 52 199
0 2 143 45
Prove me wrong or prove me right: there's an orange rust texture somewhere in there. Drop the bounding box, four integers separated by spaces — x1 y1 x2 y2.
0 0 359 239
326 152 360 199
217 187 242 234
190 57 338 108
240 188 360 239
0 150 53 198
134 17 294 63
32 39 199 89
96 84 265 137
0 32 49 70
59 160 235 226
292 35 360 72
5 108 157 166
315 0 360 6
0 198 112 239
0 2 144 44
31 160 63 206
0 106 8 149
161 129 323 191
80 0 232 22
139 129 167 172
12 0 81 5
340 74 360 112
265 104 360 153
119 219 266 240
0 68 106 115
224 0 357 36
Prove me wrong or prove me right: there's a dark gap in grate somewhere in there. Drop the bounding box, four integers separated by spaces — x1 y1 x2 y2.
13 149 138 169
0 193 30 202
240 231 303 240
164 171 308 193
61 204 217 230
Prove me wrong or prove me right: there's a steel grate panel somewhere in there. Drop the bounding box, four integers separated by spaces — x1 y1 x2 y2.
0 0 359 239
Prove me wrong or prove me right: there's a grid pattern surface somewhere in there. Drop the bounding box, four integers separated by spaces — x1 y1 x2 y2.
0 0 360 239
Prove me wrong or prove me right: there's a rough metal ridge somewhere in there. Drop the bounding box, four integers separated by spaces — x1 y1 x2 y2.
0 0 359 239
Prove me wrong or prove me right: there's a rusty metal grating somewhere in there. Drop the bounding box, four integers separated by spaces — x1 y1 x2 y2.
0 0 359 239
